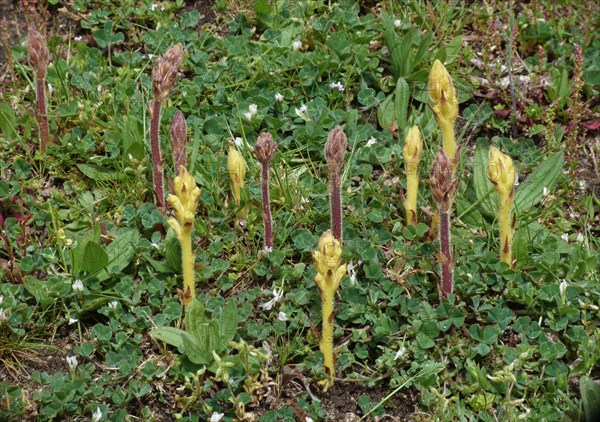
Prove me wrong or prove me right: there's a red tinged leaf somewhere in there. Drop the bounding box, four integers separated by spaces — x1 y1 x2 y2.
582 121 600 131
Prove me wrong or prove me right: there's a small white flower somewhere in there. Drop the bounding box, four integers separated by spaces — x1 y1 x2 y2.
277 311 288 322
72 279 84 292
66 356 78 370
150 3 158 11
249 104 258 115
295 104 309 121
365 137 377 148
260 288 283 311
394 19 401 28
210 413 224 422
0 295 3 305
292 40 302 50
576 233 584 243
347 261 357 285
108 301 118 310
243 112 252 121
560 234 569 242
234 137 244 148
48 84 54 95
329 81 345 91
542 187 549 197
579 180 587 190
394 346 407 360
306 417 313 422
0 309 7 321
74 35 83 42
559 279 568 298
161 5 165 10
275 92 284 102
92 407 103 422
68 318 78 325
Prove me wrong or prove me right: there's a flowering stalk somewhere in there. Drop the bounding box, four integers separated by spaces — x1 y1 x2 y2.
430 150 459 298
487 146 516 266
27 26 50 153
253 133 278 253
428 60 459 165
312 230 346 391
151 44 183 210
403 126 423 225
167 166 201 306
324 126 347 242
227 146 247 217
170 110 187 176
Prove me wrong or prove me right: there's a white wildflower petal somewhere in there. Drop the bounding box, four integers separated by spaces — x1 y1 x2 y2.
92 408 103 422
68 318 78 325
150 3 158 11
347 261 357 285
329 81 345 91
234 137 244 148
560 234 569 241
542 187 549 197
210 412 224 422
249 104 258 115
277 311 288 322
559 280 568 297
108 301 118 310
292 40 302 50
394 19 401 28
576 233 584 242
275 92 284 102
66 356 78 370
365 137 377 148
72 279 84 292
243 112 253 121
394 347 406 360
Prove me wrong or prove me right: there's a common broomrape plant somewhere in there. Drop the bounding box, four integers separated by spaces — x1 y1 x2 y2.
227 146 247 217
428 59 459 165
430 149 459 299
254 132 278 253
167 166 201 306
27 26 50 153
487 146 516 266
312 230 346 391
325 126 347 242
403 125 423 225
150 44 183 210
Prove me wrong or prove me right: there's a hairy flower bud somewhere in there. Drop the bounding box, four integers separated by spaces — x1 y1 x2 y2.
227 147 247 205
430 149 459 211
152 44 183 102
170 110 187 174
254 132 278 163
167 166 201 231
428 59 458 124
488 146 516 202
324 126 347 177
28 26 49 80
403 125 423 170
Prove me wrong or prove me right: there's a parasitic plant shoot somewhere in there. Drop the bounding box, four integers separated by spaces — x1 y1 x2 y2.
324 126 347 243
253 132 278 253
403 125 423 225
27 26 50 153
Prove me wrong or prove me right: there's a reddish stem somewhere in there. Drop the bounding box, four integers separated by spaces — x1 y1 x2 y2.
150 99 165 210
261 162 273 251
439 210 453 297
36 77 50 152
330 174 342 243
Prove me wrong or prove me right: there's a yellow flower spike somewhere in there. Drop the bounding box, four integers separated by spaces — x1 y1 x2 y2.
312 230 346 392
428 60 459 162
403 125 423 225
487 147 516 266
227 146 247 207
167 166 201 305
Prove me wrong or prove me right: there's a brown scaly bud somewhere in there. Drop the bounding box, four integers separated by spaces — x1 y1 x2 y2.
324 125 347 177
170 110 187 174
27 26 49 80
429 149 459 212
254 132 278 163
152 44 183 102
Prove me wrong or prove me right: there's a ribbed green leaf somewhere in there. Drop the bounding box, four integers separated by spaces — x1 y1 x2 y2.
514 152 564 213
394 77 410 133
149 326 187 349
218 300 239 351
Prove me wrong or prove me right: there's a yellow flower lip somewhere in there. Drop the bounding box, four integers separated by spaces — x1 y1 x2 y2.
488 146 516 200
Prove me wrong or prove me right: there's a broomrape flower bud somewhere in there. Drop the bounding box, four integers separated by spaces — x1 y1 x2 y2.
403 125 423 225
325 126 347 242
429 60 459 163
430 149 459 212
254 132 278 163
152 44 183 102
488 147 516 266
227 147 247 206
28 26 49 80
255 132 278 252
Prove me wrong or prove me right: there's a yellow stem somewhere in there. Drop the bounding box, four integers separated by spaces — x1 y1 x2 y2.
404 172 419 225
441 121 456 166
499 197 513 265
181 225 195 305
320 290 335 379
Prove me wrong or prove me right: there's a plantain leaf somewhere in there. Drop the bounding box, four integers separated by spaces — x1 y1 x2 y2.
149 326 187 350
394 77 410 133
514 152 564 214
472 142 498 217
218 300 239 351
80 241 109 275
377 94 395 130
